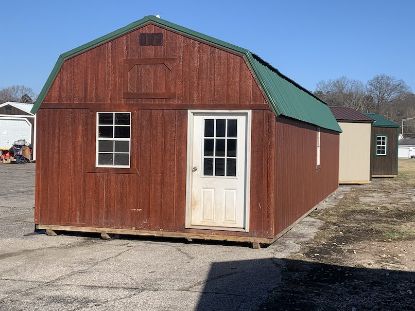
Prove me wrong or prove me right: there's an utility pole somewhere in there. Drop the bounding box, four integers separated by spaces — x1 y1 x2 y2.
401 117 415 136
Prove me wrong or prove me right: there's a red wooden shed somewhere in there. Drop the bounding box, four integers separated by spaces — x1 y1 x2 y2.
32 16 341 246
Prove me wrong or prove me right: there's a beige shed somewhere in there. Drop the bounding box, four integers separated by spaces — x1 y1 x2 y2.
331 107 373 184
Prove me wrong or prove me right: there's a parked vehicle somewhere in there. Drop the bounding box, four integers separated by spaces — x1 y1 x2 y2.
1 139 32 164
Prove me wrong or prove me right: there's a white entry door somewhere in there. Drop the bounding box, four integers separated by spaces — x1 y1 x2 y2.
187 111 250 230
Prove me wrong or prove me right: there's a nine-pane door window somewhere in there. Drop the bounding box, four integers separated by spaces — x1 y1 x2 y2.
203 118 237 177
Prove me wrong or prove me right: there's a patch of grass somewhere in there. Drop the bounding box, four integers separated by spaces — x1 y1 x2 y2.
384 231 406 240
383 228 415 241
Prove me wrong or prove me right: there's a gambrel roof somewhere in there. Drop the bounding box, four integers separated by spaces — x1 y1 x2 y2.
32 15 341 132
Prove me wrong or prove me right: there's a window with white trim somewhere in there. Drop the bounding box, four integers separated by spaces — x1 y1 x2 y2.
96 112 131 168
376 135 387 156
316 128 321 166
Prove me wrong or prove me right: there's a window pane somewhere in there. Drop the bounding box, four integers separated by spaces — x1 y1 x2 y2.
114 153 129 166
99 140 113 152
204 139 214 156
227 139 237 157
115 141 129 152
99 126 113 138
204 119 214 137
114 126 130 138
115 113 130 125
226 158 236 176
215 158 225 176
377 147 385 155
204 158 213 176
215 139 225 156
98 153 113 165
99 113 113 125
377 136 386 146
227 119 237 137
216 119 226 137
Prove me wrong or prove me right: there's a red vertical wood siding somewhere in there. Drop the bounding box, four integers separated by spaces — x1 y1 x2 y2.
274 117 339 235
43 24 267 107
35 108 277 238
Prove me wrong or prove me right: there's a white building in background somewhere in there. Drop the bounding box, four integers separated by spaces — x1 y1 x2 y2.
0 102 36 160
398 138 415 159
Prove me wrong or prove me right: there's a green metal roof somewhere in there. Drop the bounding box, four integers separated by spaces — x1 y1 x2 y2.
31 15 341 133
364 113 400 128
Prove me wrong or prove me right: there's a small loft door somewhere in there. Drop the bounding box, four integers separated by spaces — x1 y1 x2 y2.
186 111 250 231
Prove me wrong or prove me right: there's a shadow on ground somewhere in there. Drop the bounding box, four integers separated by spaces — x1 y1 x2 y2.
195 258 415 311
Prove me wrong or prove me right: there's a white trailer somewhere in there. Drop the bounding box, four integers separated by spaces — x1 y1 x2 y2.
398 138 415 159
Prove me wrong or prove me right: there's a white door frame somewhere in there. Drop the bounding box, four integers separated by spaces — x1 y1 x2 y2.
185 110 251 232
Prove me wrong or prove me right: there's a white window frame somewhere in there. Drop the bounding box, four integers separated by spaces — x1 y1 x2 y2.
376 135 387 156
316 127 321 167
96 112 131 168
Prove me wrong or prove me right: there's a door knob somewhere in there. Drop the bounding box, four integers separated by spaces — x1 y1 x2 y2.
192 167 198 172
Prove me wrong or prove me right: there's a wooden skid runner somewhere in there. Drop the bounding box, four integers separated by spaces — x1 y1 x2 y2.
339 181 371 185
35 224 274 245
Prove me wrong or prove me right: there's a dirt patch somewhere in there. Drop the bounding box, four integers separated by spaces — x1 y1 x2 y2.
262 160 415 310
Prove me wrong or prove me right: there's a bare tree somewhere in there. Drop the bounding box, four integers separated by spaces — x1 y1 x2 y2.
315 77 372 111
381 92 415 136
367 74 410 112
314 74 415 136
0 85 37 104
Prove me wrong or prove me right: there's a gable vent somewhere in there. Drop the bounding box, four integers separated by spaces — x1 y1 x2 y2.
139 33 163 46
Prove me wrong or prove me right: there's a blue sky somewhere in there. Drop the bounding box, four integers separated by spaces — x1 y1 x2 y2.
1 0 414 95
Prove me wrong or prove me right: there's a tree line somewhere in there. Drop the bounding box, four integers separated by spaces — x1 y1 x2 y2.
0 85 37 104
1 74 414 136
314 74 415 136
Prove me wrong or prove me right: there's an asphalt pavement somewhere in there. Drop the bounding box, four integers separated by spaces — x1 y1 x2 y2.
0 163 323 311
